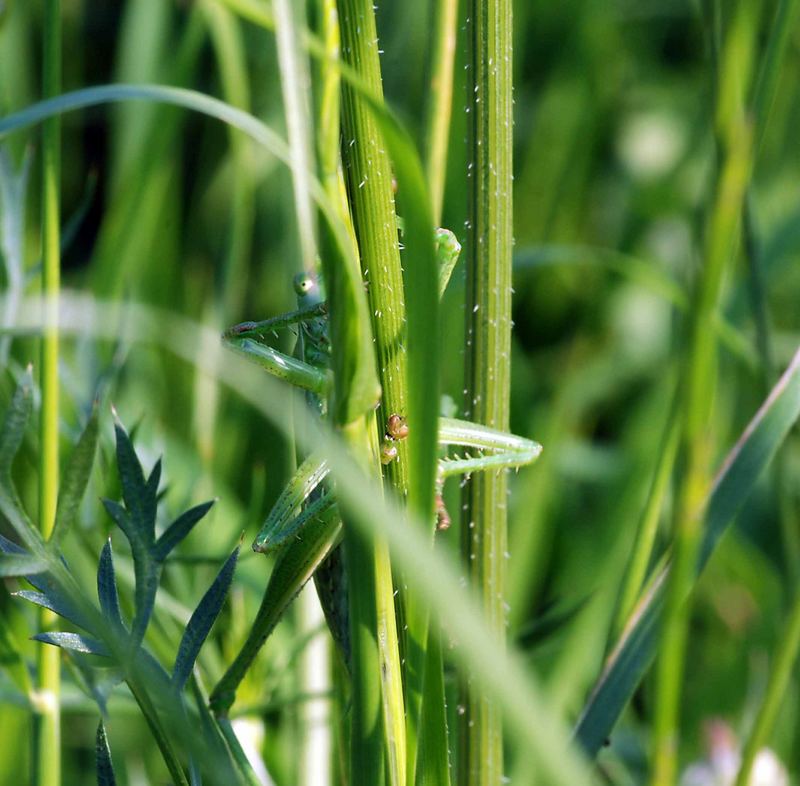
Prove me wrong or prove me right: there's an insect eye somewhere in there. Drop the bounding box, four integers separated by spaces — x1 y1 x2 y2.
293 273 314 295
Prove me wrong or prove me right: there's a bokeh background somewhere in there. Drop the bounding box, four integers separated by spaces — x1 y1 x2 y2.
1 0 799 783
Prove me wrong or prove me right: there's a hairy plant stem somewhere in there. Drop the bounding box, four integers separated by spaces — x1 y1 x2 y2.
35 2 62 784
458 0 514 783
336 1 408 783
652 4 755 783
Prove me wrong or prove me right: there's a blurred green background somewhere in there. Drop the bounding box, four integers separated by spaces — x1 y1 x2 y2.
1 0 799 783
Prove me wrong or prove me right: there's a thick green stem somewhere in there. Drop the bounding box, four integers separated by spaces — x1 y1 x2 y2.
337 0 408 485
458 0 514 783
35 2 62 785
337 1 408 783
652 4 755 783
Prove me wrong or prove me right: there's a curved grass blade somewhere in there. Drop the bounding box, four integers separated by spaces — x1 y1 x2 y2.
96 720 118 786
172 547 239 692
574 346 800 757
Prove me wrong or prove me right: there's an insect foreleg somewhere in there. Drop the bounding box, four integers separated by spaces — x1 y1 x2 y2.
223 301 328 340
253 454 331 553
225 337 332 397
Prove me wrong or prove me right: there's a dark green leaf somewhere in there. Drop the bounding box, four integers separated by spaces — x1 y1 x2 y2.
95 720 118 786
52 404 99 543
33 632 111 657
97 540 123 629
172 547 239 691
575 348 800 757
113 417 154 543
13 590 90 631
153 500 215 562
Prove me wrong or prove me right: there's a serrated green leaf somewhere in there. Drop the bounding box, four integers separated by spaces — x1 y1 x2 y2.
97 540 123 630
95 720 118 786
575 347 800 757
33 632 111 657
153 500 215 562
52 404 99 544
113 418 153 542
172 547 239 692
0 554 47 576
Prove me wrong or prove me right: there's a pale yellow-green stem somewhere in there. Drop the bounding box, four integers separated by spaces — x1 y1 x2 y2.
35 1 62 784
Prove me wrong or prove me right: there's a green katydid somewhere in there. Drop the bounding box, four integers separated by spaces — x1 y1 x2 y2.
209 228 541 715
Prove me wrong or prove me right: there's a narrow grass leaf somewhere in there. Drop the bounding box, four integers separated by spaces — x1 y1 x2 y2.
153 500 215 562
97 540 123 629
95 720 118 786
52 403 99 543
575 346 800 756
33 632 111 657
414 632 451 786
172 547 239 691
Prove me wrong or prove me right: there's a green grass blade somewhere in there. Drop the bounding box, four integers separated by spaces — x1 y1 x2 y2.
575 346 800 757
414 630 451 786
